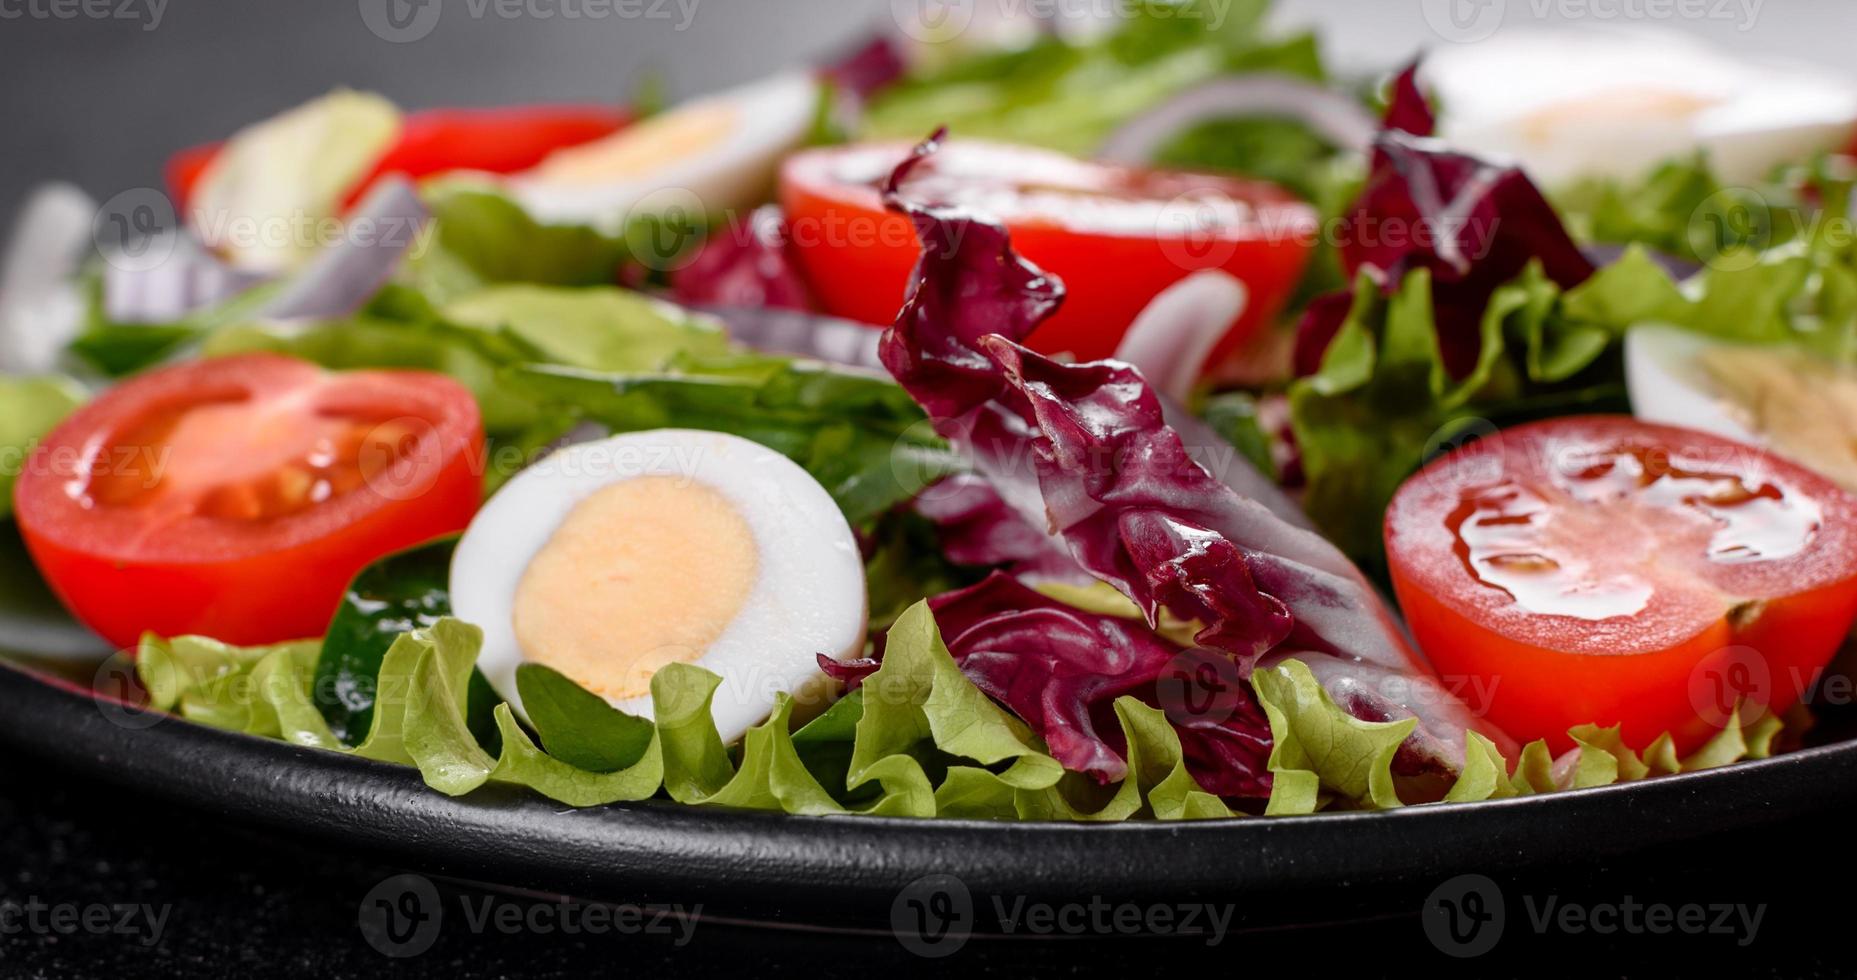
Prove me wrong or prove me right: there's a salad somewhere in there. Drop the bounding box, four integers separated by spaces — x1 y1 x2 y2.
5 3 1857 822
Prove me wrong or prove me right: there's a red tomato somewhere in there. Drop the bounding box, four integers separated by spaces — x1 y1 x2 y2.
13 355 484 649
779 140 1318 365
166 104 631 212
1386 416 1857 754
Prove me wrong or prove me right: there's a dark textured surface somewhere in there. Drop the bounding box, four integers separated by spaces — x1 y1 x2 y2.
0 741 1851 978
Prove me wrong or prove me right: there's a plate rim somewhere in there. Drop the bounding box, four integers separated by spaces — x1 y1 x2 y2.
4 655 1852 929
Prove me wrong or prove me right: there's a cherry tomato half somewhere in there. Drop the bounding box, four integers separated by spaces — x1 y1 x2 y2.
166 104 631 212
1386 416 1857 754
13 354 484 648
779 140 1318 365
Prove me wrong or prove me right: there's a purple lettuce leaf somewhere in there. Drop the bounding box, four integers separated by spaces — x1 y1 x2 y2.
821 35 908 106
875 130 1513 786
1295 66 1595 380
1380 61 1436 137
823 573 1276 797
670 205 816 312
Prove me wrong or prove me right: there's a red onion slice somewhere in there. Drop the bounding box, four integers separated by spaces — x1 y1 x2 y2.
1098 73 1379 164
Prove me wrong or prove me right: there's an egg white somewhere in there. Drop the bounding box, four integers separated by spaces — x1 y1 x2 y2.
1626 323 1769 446
450 428 867 743
505 72 819 233
1425 29 1857 187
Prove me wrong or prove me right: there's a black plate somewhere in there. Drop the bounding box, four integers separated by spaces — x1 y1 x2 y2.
5 524 1857 936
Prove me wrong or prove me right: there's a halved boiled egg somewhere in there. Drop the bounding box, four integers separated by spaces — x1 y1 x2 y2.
450 428 867 741
1424 29 1857 187
1627 324 1857 492
506 73 818 233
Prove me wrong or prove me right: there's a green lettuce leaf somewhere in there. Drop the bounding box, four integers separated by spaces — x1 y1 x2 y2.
131 600 1244 820
395 183 633 305
310 537 499 751
0 376 84 519
864 0 1289 157
508 361 965 524
1555 153 1819 270
516 663 655 773
440 284 728 374
1288 265 1629 569
1252 659 1793 813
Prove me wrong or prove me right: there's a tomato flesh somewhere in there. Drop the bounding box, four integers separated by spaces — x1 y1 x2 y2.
1386 416 1857 753
13 355 483 648
779 140 1318 365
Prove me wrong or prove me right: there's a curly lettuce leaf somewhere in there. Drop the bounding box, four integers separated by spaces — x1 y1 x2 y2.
133 599 1254 819
1253 659 1792 814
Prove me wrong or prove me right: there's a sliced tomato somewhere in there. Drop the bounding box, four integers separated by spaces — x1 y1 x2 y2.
166 104 631 212
779 140 1318 365
13 355 483 648
1386 416 1857 754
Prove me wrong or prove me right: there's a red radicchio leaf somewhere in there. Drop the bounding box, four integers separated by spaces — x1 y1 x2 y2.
821 35 908 106
936 574 1273 798
1294 65 1596 380
1380 60 1436 137
913 474 1084 582
821 574 1275 797
875 130 1513 786
670 205 817 312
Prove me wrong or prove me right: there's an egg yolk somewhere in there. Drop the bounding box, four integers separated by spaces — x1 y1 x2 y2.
512 476 759 700
1699 345 1857 493
529 101 738 185
1519 88 1720 143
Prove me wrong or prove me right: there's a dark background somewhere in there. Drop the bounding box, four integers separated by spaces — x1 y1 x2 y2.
6 0 1857 226
7 1 1857 976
